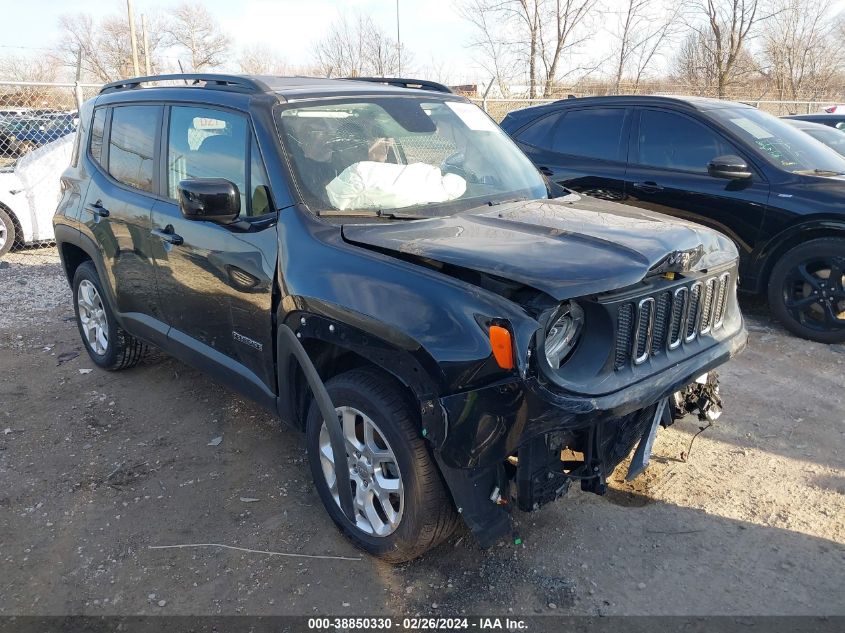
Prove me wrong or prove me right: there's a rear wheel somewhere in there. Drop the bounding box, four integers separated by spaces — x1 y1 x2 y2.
0 207 15 257
768 238 845 343
305 368 458 562
72 261 147 370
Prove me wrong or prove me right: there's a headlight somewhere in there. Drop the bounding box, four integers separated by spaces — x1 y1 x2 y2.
544 301 584 368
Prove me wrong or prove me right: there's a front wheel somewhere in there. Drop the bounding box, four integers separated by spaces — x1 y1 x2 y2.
768 238 845 343
305 368 458 562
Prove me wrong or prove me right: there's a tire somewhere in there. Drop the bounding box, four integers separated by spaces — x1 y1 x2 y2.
0 207 15 258
768 238 845 343
72 261 147 370
305 368 458 562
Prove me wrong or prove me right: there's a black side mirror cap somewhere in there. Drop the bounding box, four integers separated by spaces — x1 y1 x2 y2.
708 155 753 180
178 178 240 224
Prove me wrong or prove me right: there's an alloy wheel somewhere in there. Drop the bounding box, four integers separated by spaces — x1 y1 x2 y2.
782 256 845 332
318 406 404 537
0 215 6 251
77 279 109 355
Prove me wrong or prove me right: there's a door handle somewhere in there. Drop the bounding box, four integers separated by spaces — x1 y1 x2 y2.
632 181 664 193
151 227 184 246
86 201 110 217
537 165 554 177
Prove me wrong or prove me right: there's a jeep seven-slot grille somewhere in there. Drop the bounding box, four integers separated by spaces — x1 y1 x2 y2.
613 272 731 370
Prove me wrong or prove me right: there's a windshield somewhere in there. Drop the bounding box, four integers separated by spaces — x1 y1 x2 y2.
801 126 845 157
709 107 845 175
277 97 547 216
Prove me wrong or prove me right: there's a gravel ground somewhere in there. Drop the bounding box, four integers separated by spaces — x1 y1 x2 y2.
1 246 843 617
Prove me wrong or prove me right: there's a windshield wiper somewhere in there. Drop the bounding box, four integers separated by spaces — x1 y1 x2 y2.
318 209 431 220
795 169 845 176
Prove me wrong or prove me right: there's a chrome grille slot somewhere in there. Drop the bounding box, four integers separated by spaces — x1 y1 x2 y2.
714 272 730 328
651 292 671 356
632 297 655 365
699 277 717 334
669 286 688 350
685 282 702 342
615 303 634 370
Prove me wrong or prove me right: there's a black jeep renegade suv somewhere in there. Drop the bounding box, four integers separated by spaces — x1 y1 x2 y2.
54 74 746 561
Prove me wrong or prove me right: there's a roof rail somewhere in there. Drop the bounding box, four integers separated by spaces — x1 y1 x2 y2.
342 77 454 94
99 74 271 95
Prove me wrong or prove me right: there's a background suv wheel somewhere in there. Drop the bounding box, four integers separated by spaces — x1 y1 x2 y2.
0 207 15 257
305 368 458 562
768 238 845 343
72 261 147 370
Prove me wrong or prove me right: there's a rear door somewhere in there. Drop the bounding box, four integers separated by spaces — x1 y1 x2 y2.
624 107 770 271
512 107 630 201
150 103 279 397
79 104 165 342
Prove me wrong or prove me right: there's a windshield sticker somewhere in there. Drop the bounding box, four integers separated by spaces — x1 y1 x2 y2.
445 102 500 132
730 117 773 140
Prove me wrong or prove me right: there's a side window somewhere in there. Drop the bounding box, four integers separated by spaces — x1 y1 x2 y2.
167 106 248 213
516 112 563 149
637 110 735 173
108 105 158 192
248 136 273 217
89 108 106 166
550 108 626 161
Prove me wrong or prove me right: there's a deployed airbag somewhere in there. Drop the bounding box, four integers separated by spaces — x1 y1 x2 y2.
326 161 466 211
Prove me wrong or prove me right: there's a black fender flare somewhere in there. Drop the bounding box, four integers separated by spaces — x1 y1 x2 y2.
275 306 449 447
276 324 356 522
54 224 120 313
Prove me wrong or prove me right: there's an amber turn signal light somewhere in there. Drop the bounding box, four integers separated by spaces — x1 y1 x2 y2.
489 325 515 370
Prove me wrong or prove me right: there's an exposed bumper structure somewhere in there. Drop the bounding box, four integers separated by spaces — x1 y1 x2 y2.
433 323 747 547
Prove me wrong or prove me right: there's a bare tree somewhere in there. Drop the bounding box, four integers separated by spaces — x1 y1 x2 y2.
55 12 166 82
314 13 407 78
457 0 519 97
609 0 683 93
162 3 230 72
759 0 840 101
0 54 59 83
459 0 599 98
237 45 291 76
683 0 766 98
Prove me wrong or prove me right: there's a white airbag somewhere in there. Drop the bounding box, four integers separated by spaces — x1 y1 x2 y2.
326 161 466 211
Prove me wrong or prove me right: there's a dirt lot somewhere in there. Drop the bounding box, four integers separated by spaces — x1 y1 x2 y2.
1 246 843 617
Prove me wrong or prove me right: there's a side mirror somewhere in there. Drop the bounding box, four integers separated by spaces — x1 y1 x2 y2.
178 178 240 224
708 155 752 180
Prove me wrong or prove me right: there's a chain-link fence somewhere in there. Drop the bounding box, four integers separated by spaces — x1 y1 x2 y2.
0 81 101 169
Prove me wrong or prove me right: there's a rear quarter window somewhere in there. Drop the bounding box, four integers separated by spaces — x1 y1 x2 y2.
517 108 626 162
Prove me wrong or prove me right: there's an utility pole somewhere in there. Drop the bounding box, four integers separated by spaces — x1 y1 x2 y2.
127 0 140 77
141 13 151 75
396 0 401 75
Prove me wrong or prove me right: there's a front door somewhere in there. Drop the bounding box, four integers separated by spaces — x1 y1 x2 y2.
150 104 279 396
624 108 770 277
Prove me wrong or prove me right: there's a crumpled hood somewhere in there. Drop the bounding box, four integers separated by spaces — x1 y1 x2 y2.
342 197 738 300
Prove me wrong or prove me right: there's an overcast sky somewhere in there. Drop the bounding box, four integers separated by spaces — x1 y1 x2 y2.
3 0 845 85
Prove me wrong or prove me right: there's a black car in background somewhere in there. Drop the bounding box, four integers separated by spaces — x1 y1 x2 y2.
784 119 845 157
501 96 845 343
782 113 845 131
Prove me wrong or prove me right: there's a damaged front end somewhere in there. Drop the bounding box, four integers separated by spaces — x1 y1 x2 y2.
430 265 746 547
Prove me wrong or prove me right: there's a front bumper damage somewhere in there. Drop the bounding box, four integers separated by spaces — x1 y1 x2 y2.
432 326 747 547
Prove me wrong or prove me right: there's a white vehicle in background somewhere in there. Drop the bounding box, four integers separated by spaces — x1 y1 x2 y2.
0 134 73 257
